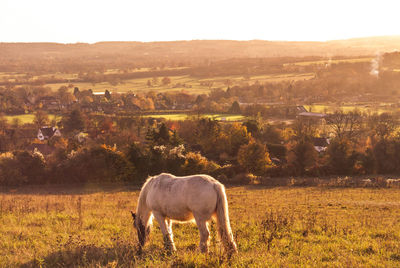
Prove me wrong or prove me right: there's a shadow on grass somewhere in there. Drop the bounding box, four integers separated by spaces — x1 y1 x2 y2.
20 243 215 268
21 242 141 267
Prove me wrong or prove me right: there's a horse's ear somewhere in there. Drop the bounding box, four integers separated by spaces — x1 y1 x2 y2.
131 211 136 220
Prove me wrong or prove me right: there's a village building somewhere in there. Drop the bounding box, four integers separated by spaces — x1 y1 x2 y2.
37 126 61 141
37 96 61 111
312 137 330 153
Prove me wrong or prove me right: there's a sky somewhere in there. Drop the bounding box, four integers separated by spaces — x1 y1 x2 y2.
1 0 400 43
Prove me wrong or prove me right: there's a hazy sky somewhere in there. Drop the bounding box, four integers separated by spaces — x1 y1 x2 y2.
1 0 399 43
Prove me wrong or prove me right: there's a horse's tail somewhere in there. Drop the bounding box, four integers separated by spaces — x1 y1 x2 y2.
214 182 237 255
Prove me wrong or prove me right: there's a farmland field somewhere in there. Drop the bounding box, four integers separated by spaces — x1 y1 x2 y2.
284 57 374 66
304 104 395 114
4 72 315 94
142 113 245 122
2 184 400 267
4 113 244 124
4 114 58 124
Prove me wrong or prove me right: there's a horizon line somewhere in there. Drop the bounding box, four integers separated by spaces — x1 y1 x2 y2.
1 35 400 45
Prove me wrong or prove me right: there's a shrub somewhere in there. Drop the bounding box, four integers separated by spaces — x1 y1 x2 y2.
0 150 46 186
372 139 400 174
237 140 272 176
181 152 220 175
54 145 134 183
126 143 150 178
266 143 287 160
326 138 357 175
286 140 317 176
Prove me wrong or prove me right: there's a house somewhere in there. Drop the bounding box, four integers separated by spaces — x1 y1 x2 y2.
297 111 327 124
296 105 308 113
298 112 327 119
38 96 61 111
37 126 61 141
312 137 330 153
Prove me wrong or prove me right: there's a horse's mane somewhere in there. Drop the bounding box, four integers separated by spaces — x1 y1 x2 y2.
136 174 164 214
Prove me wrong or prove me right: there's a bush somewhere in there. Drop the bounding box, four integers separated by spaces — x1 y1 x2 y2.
126 143 150 178
181 152 220 175
237 140 272 176
326 138 357 175
53 145 134 183
266 143 287 160
0 151 46 186
372 139 400 174
286 140 317 176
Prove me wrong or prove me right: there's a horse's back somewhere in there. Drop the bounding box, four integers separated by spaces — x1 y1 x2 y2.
145 173 219 221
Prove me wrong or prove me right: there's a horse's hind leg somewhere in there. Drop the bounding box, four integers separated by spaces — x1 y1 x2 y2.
166 219 174 245
194 217 210 253
153 212 176 252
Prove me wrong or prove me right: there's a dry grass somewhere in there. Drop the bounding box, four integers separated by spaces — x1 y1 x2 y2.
4 114 58 124
1 183 400 267
284 57 373 66
305 104 393 114
3 71 315 95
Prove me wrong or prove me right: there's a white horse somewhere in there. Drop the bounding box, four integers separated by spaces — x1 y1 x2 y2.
131 173 237 255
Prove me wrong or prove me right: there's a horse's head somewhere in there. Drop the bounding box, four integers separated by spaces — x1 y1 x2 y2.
131 211 149 248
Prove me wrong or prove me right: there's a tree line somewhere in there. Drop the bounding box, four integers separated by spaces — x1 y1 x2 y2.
2 109 400 186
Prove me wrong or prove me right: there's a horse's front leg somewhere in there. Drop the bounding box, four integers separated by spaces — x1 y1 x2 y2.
153 212 176 252
194 217 210 253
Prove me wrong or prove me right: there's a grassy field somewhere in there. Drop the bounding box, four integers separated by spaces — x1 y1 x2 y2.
4 113 243 125
4 114 58 124
2 184 400 267
285 57 374 66
142 113 245 122
305 104 395 114
4 72 314 95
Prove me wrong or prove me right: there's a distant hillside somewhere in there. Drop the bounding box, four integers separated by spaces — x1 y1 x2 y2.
0 36 399 72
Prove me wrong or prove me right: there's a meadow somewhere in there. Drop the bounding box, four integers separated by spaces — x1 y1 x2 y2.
284 57 374 66
2 71 315 95
4 114 58 124
142 113 245 122
304 103 396 114
1 183 400 267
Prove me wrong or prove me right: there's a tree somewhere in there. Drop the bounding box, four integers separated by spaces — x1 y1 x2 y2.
105 90 111 100
126 142 149 178
229 101 241 114
55 145 134 183
73 87 80 97
58 86 76 106
326 110 362 141
242 120 259 138
151 123 171 145
63 109 85 133
226 123 251 156
81 95 93 104
292 118 317 141
0 150 46 186
287 140 317 175
326 138 357 175
372 138 400 174
162 77 171 86
237 140 272 175
369 113 396 141
261 124 283 144
34 110 49 128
